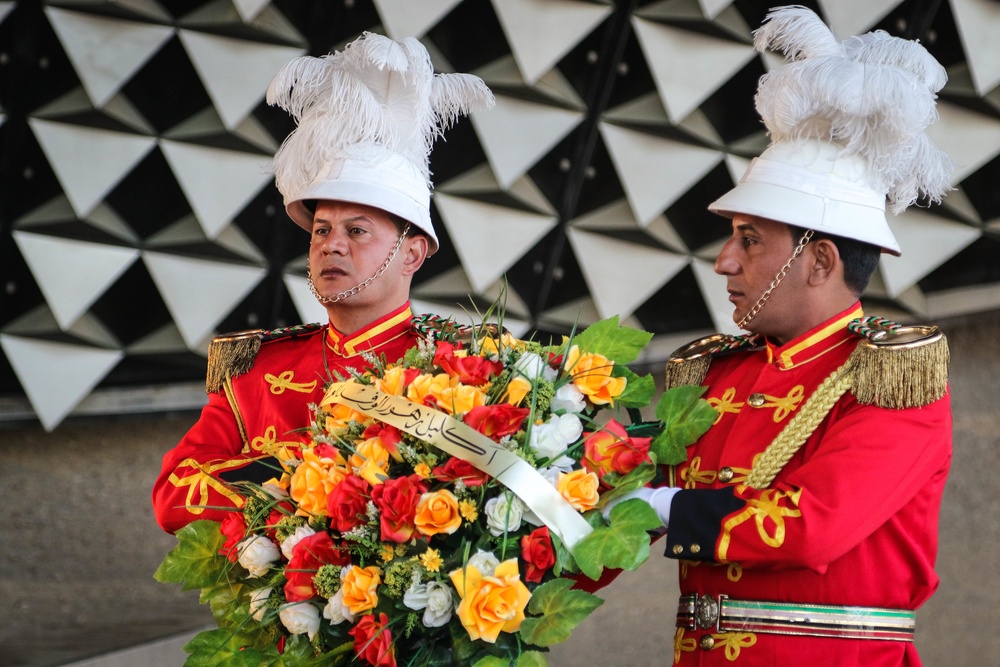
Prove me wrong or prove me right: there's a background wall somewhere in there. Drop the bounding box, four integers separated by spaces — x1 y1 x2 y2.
2 310 997 667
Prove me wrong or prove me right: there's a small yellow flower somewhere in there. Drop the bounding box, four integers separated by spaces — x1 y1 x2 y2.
420 548 443 573
459 499 479 522
503 376 532 406
414 462 432 479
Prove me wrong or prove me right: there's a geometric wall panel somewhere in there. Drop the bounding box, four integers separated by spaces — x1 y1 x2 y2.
816 0 900 37
950 0 1000 96
372 0 464 39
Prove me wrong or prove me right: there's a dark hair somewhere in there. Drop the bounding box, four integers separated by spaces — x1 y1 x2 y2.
788 225 880 296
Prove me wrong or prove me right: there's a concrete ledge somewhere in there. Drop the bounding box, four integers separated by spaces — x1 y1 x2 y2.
60 628 208 667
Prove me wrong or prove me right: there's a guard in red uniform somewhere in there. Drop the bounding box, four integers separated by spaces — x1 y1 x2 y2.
153 33 493 533
616 8 954 665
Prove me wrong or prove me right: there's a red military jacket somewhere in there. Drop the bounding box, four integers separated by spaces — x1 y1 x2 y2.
153 303 423 533
664 304 952 666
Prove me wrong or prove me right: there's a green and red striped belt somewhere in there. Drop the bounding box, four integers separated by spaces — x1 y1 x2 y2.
677 594 916 641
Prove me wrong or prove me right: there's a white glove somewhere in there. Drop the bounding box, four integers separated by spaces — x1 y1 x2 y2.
601 487 679 529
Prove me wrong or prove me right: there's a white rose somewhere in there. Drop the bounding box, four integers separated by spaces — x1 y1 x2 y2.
237 535 281 577
467 549 500 577
422 581 454 628
280 525 316 560
322 588 355 625
403 580 429 610
279 602 320 639
514 352 556 381
485 494 524 536
248 587 273 622
529 413 582 464
551 383 586 414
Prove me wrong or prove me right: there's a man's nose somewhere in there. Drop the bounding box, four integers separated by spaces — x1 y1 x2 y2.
714 238 739 275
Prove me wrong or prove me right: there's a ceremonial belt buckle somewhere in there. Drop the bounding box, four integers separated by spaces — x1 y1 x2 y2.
677 594 728 633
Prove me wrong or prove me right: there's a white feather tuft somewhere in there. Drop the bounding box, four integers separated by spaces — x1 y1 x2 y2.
752 5 952 209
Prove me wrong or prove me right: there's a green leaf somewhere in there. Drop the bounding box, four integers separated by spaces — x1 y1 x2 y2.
182 628 262 667
569 317 653 365
155 520 228 591
472 658 512 667
516 651 550 667
612 367 655 409
572 500 661 580
650 385 716 465
519 579 604 647
598 463 657 508
266 635 335 667
199 579 250 631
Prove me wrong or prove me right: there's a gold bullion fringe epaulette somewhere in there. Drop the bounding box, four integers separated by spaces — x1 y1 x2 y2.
205 323 324 393
664 333 762 390
846 316 949 409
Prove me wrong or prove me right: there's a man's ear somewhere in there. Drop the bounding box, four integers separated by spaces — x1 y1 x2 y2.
807 238 840 285
400 235 429 277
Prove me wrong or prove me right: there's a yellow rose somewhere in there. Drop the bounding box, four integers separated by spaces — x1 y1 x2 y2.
478 332 526 357
376 366 409 396
349 437 391 486
289 447 348 517
557 468 600 511
341 565 381 614
415 489 463 537
407 373 455 406
450 558 531 643
564 346 626 406
436 384 488 415
324 402 368 431
503 376 532 406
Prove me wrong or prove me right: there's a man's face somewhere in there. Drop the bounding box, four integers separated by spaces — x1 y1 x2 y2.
308 201 412 313
713 213 808 340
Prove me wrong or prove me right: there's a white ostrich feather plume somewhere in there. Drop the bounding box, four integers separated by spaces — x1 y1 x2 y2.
752 6 952 212
266 32 494 200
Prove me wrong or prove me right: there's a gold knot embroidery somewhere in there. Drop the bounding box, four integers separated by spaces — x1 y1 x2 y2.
249 425 302 462
681 456 717 488
707 387 743 424
718 488 803 561
713 632 757 661
759 385 805 422
168 458 250 512
674 628 698 664
265 370 317 395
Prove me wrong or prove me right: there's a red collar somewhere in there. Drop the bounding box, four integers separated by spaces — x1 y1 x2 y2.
326 303 413 357
765 303 863 370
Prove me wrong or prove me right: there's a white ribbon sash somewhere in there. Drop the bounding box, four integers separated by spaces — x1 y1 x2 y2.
321 381 593 550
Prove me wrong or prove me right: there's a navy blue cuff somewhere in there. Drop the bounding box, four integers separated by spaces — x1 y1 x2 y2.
665 488 744 562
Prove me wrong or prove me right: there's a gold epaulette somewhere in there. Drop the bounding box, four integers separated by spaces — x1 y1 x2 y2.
664 333 762 390
847 317 949 409
205 323 324 393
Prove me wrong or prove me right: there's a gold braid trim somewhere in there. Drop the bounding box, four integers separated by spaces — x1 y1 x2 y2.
206 330 262 394
746 364 854 490
665 355 712 391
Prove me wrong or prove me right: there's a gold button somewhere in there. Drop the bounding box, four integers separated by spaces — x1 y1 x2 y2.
748 392 765 407
672 544 684 555
700 635 715 650
718 467 734 483
690 544 701 554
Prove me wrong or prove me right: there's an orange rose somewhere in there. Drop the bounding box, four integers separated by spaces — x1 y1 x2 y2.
349 436 391 486
289 446 349 517
324 402 368 431
564 346 626 406
582 419 652 477
407 373 455 407
450 558 531 643
376 366 418 396
415 489 463 537
557 469 600 511
341 564 381 615
478 332 526 357
435 384 488 415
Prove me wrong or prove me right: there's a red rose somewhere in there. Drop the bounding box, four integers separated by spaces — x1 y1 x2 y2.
328 474 371 533
433 341 503 386
582 419 652 477
370 475 427 543
463 404 529 442
349 612 396 667
283 532 350 602
432 457 490 487
263 502 294 538
362 423 402 457
218 513 246 563
521 526 556 583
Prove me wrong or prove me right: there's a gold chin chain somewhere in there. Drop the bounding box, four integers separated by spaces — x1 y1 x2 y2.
308 224 410 305
737 229 814 331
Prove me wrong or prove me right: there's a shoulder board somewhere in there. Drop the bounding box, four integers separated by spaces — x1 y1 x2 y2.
664 333 761 390
847 316 949 408
205 323 324 393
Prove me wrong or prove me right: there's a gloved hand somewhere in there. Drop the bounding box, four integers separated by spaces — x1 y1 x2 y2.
601 486 678 528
